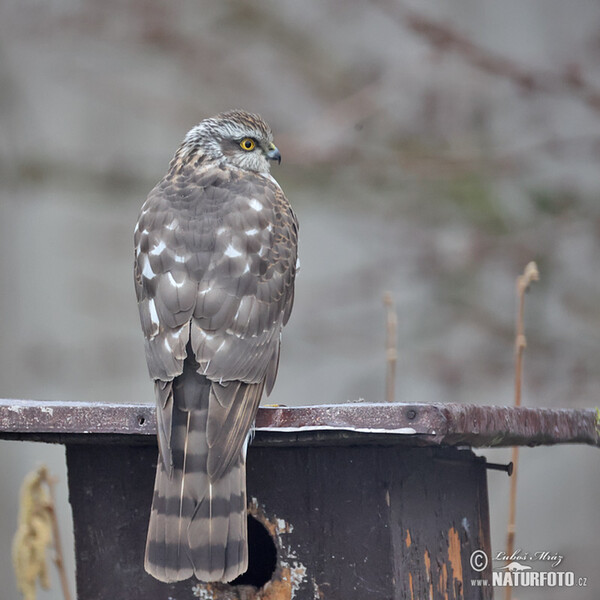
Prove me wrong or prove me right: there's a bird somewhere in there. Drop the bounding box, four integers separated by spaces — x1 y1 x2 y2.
133 110 298 583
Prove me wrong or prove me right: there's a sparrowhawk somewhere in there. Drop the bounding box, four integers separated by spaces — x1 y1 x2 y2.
134 111 298 583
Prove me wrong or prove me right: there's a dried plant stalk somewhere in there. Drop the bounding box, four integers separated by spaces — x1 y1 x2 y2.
12 466 72 600
383 292 398 403
505 262 539 600
46 475 73 600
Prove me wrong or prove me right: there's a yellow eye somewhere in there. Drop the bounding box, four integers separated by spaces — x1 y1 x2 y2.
240 138 256 151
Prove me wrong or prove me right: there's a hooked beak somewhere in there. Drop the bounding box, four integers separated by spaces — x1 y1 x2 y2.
267 143 281 165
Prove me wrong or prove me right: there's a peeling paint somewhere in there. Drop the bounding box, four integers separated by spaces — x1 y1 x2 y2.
259 569 293 599
461 517 469 535
423 549 434 600
447 527 463 596
190 582 257 600
259 563 307 599
244 500 320 599
276 518 293 534
192 583 215 599
439 563 448 599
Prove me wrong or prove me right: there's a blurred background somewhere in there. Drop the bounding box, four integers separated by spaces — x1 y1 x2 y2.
1 0 599 598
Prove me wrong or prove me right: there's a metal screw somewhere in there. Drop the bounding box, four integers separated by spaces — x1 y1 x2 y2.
486 461 513 476
406 409 417 420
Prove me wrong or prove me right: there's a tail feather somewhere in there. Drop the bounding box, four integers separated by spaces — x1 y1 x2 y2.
188 461 248 582
145 461 194 582
144 360 250 583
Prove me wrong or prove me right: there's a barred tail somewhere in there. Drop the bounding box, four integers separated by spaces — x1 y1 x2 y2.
144 364 249 583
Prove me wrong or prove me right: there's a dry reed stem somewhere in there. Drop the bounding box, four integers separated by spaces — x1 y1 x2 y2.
46 475 73 600
505 261 539 600
383 292 398 403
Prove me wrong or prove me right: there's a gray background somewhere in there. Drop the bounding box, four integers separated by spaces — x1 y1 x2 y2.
1 1 599 598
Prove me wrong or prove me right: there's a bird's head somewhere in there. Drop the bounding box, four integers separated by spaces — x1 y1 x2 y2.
176 110 281 174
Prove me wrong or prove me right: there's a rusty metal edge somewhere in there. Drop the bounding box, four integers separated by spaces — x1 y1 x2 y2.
440 403 600 448
0 398 598 448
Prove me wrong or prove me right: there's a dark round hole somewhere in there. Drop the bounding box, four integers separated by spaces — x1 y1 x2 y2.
137 415 146 425
231 515 277 588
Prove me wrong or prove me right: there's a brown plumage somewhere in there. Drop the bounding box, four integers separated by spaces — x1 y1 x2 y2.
134 111 298 583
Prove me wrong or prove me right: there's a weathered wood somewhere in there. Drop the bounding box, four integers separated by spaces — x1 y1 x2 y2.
65 443 492 600
1 398 598 448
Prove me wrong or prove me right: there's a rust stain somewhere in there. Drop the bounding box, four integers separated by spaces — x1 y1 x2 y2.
423 549 434 600
405 528 412 548
439 563 448 600
258 566 293 599
447 527 463 598
408 572 414 600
